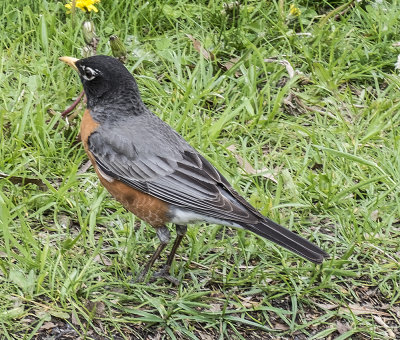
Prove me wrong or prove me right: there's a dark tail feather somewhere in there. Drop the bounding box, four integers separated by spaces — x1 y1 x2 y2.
243 218 329 264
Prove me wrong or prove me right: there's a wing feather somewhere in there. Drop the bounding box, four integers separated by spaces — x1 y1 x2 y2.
88 114 258 224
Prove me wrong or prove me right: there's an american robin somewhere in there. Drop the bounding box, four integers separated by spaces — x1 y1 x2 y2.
60 55 328 283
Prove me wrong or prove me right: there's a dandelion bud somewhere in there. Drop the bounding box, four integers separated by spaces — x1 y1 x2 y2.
109 35 127 63
81 45 95 58
82 20 98 45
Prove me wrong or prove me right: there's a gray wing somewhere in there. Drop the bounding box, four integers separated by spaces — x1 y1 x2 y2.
88 114 259 224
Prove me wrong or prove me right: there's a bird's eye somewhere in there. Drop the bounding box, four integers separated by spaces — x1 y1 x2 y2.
82 67 97 81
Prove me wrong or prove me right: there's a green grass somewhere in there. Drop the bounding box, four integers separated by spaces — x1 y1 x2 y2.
1 0 400 338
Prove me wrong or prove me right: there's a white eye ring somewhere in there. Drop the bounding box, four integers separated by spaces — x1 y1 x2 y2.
81 66 97 81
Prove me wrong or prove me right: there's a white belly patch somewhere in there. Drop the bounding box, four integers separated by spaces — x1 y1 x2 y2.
169 206 243 229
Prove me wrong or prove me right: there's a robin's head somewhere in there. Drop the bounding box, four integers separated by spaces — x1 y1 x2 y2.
60 55 141 109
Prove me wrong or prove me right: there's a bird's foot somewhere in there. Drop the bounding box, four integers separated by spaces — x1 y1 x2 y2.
135 266 180 286
135 269 148 283
152 265 180 286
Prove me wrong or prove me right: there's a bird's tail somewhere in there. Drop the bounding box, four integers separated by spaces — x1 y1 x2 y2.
243 218 329 264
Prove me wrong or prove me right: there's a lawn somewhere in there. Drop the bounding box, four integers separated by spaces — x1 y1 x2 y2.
1 0 400 339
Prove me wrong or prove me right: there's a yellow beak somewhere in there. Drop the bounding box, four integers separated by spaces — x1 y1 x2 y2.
59 56 79 72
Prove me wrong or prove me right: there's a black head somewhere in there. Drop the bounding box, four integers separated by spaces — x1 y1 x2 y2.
72 55 141 109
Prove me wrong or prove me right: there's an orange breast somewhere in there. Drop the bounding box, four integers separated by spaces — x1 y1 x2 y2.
80 109 169 227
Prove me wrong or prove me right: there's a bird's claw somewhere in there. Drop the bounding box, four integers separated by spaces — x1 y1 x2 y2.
151 265 180 286
135 265 181 286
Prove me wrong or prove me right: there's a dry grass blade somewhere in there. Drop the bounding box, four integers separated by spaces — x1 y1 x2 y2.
221 57 242 77
186 34 215 61
339 304 391 317
227 145 277 183
264 58 296 79
373 315 396 338
314 302 339 310
77 160 92 174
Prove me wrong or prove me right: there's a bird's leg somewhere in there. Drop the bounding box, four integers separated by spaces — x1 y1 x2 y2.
166 224 187 267
154 225 187 285
136 226 170 282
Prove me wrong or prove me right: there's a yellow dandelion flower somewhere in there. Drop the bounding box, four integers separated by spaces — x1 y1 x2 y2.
65 0 101 13
289 4 301 16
